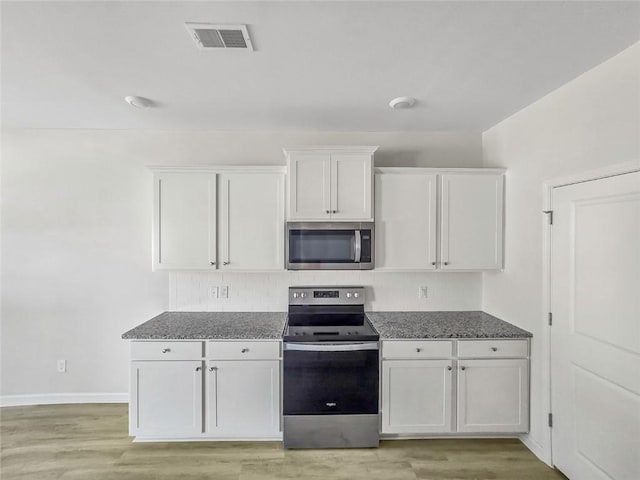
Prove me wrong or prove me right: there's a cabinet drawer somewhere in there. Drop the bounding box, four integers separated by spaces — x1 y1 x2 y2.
208 341 281 360
457 339 528 358
383 340 453 359
131 341 203 360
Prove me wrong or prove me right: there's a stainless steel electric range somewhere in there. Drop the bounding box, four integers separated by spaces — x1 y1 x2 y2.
282 286 380 449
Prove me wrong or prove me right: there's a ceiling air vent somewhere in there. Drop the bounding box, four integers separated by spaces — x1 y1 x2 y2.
185 23 254 51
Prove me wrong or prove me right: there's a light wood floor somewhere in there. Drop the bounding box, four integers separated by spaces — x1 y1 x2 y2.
1 404 565 480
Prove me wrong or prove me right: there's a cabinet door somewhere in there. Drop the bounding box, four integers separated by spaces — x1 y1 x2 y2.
331 154 373 221
440 173 504 270
130 361 203 437
382 359 453 434
153 173 216 270
375 173 437 270
288 154 331 220
219 173 284 270
457 359 529 433
206 360 280 437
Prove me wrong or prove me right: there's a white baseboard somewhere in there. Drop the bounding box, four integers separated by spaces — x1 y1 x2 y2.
520 434 552 467
0 393 128 407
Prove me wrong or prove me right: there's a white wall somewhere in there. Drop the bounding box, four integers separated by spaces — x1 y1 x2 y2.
482 42 640 462
1 129 483 401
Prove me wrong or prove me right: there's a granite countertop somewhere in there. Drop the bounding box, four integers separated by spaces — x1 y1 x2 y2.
366 311 532 339
121 312 287 340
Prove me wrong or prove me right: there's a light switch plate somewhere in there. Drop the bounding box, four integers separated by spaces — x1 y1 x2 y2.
419 286 428 299
209 286 219 299
57 359 67 373
220 286 229 299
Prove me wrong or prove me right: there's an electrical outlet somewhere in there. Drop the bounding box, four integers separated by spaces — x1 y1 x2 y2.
220 286 229 299
57 359 67 373
209 286 219 299
419 286 428 299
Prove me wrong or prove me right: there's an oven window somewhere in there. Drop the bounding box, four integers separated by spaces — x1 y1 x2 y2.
283 349 379 415
289 230 355 263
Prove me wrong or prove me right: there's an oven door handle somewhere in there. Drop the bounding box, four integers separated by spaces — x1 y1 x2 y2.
354 230 362 263
284 342 378 352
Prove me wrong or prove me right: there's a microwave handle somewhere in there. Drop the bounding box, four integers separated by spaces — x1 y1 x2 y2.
354 230 362 263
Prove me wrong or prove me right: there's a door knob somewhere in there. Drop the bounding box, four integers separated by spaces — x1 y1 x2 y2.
431 262 436 266
460 366 466 371
326 210 331 214
223 261 230 265
210 261 216 266
241 348 249 353
209 366 217 372
447 366 452 371
444 262 449 266
195 366 202 372
491 347 498 352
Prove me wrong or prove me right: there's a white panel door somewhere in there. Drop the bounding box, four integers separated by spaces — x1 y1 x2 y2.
457 359 529 433
331 154 373 221
551 171 640 480
219 173 284 270
382 359 453 434
440 173 504 270
375 173 437 270
153 173 216 270
206 360 280 437
288 154 331 220
130 361 203 437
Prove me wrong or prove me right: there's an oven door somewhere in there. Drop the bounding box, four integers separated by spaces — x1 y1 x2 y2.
286 222 374 270
283 342 379 415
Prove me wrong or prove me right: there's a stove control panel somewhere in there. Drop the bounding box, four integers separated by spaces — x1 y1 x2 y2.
289 286 365 306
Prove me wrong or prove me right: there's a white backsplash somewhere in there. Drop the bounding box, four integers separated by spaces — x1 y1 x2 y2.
170 271 482 312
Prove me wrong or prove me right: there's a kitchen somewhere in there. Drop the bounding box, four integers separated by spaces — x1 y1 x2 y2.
1 2 639 480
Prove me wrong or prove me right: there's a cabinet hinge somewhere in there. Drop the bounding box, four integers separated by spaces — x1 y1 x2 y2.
543 210 553 225
548 312 553 326
548 413 553 428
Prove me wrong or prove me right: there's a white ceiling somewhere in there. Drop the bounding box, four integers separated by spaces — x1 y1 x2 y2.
2 1 639 131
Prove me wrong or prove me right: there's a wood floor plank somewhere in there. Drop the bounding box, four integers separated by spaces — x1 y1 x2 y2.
1 404 564 480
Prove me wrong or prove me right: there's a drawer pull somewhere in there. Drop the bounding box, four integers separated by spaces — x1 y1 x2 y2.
161 348 171 353
416 348 423 353
491 347 498 352
241 348 249 353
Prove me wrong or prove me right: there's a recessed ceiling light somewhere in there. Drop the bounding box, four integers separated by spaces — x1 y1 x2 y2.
124 96 154 108
389 97 416 109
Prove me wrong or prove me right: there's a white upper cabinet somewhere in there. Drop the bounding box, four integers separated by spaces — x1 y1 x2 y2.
374 168 504 271
152 168 285 271
375 172 437 270
441 173 504 270
285 146 377 221
153 173 217 270
219 173 284 271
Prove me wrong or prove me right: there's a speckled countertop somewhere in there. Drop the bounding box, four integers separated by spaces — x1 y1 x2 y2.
121 312 287 340
366 311 532 339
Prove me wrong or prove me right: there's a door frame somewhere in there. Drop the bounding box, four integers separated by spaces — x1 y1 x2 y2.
540 160 640 467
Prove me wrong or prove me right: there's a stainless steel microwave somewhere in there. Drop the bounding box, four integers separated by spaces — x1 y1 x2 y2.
286 222 374 270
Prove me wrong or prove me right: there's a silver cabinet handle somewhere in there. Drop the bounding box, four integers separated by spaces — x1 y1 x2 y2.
195 366 201 372
223 262 230 265
447 365 452 371
491 347 498 352
161 348 170 353
210 261 216 266
416 348 423 353
209 366 217 372
461 366 466 371
241 348 249 353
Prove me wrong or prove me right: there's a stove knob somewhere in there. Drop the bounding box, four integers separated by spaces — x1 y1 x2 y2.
353 292 360 299
346 292 352 298
293 292 299 299
300 292 307 298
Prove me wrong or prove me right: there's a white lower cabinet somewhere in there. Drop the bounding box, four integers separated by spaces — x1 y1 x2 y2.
129 340 281 440
382 360 453 434
130 360 203 437
381 339 529 436
457 358 529 433
206 360 280 437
